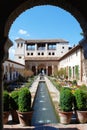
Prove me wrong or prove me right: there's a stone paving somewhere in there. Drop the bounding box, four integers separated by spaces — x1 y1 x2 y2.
4 76 87 130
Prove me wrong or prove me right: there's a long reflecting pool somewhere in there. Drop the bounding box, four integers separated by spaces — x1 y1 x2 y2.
31 81 58 126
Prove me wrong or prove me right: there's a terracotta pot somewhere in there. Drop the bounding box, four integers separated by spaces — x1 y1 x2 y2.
3 111 9 124
58 110 73 124
76 110 87 123
17 110 33 126
11 110 19 123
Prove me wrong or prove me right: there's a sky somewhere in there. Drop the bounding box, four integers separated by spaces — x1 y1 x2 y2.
9 5 83 60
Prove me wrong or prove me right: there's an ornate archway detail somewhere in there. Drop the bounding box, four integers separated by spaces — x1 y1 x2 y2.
38 64 46 70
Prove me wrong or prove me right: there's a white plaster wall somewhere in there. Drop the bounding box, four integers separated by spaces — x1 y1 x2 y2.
3 60 25 82
59 49 81 68
14 39 25 65
56 43 69 57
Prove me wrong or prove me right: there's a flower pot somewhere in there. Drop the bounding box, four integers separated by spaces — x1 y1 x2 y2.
11 110 19 123
76 110 87 123
3 111 9 124
17 110 33 126
58 110 73 124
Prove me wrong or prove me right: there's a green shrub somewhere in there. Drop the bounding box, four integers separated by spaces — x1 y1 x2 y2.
10 91 19 110
72 80 77 86
60 87 74 112
80 84 87 91
3 91 10 111
74 89 87 111
18 87 31 112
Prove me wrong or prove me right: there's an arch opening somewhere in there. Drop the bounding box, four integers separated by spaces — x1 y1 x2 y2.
1 1 87 129
5 0 86 39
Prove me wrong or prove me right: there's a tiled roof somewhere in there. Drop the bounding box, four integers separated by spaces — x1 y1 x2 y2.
15 38 25 42
25 39 69 44
6 59 25 66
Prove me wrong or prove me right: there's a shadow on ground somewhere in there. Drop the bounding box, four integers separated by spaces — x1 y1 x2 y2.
33 126 78 130
33 126 58 130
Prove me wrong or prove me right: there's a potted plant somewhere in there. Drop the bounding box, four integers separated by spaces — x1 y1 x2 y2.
74 89 87 123
10 90 19 123
3 91 10 124
58 87 74 124
17 87 33 126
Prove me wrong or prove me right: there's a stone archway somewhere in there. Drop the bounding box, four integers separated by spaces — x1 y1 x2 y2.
4 0 87 38
38 64 46 75
1 0 87 129
3 0 87 60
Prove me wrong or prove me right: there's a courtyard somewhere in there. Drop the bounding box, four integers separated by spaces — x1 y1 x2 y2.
4 75 87 130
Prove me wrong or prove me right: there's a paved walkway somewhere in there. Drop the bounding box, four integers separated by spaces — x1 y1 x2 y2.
4 76 87 130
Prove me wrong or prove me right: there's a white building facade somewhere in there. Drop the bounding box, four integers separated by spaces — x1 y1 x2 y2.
3 59 25 82
58 44 87 85
15 38 70 76
58 45 82 82
14 38 87 84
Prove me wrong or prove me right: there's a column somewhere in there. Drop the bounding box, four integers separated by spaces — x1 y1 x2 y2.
46 66 48 75
45 43 48 50
52 65 54 76
35 43 37 56
45 43 48 56
35 43 37 51
0 37 12 129
36 66 38 75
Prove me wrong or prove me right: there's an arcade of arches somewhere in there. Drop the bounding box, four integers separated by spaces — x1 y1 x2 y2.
25 61 58 76
1 0 87 129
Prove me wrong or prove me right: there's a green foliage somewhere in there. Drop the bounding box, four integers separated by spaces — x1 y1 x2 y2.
57 68 66 79
25 78 34 88
80 84 87 91
3 91 10 111
75 65 79 80
10 91 19 110
60 87 74 112
69 67 72 78
72 80 77 86
49 77 62 91
17 74 26 82
74 89 87 111
18 87 31 112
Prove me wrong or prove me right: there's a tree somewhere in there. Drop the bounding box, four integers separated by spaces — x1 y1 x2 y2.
19 69 34 79
54 68 67 79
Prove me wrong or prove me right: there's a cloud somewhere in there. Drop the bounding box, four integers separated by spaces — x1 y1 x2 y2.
18 29 30 37
18 29 27 34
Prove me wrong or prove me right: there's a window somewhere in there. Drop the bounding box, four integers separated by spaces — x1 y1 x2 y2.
48 43 56 50
52 52 55 55
37 43 45 50
42 52 44 55
48 52 51 55
17 43 19 48
26 44 35 50
19 56 22 59
31 53 33 55
27 53 30 55
38 52 40 55
21 43 23 47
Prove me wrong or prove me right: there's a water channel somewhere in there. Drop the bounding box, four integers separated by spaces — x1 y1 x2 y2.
31 79 58 126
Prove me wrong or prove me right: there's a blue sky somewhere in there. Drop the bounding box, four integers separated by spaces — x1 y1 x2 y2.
9 5 83 60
